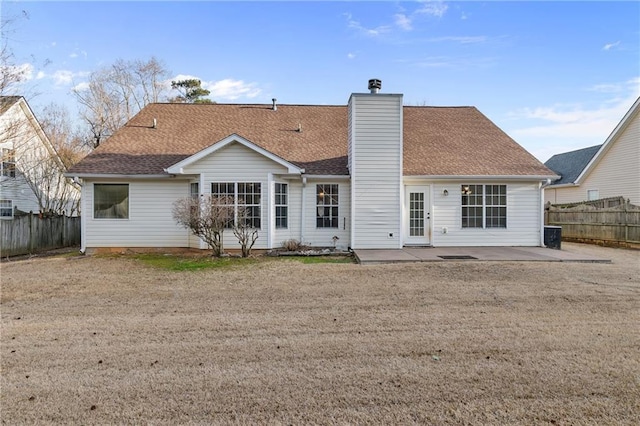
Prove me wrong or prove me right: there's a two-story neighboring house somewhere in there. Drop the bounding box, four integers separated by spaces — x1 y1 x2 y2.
544 97 640 205
0 96 80 219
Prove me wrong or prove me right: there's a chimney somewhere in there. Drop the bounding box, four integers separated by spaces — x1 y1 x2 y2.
368 78 382 94
272 98 277 111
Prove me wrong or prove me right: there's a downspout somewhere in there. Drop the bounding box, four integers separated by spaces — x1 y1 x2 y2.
300 175 307 244
267 173 274 249
539 178 552 246
75 177 86 254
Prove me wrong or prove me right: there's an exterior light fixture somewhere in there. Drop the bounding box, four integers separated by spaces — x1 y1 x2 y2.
443 189 449 196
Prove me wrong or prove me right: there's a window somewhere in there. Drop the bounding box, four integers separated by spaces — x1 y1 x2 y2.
190 182 199 199
94 184 129 219
1 148 16 178
0 200 13 218
238 183 261 229
211 182 236 228
587 189 599 201
275 183 288 229
316 184 338 228
485 185 507 228
461 184 506 228
461 185 484 228
211 182 261 229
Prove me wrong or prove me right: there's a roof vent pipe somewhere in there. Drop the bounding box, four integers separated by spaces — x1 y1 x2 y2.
368 78 382 94
152 118 157 129
272 98 277 111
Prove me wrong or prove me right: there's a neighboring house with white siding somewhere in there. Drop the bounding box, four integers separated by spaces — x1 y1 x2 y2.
68 80 557 252
544 97 640 205
0 96 80 219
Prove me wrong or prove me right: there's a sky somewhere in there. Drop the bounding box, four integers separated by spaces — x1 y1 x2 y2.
3 1 639 162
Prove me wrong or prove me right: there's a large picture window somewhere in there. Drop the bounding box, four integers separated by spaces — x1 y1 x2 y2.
275 183 288 229
94 184 129 219
211 182 261 229
316 184 338 228
461 184 506 228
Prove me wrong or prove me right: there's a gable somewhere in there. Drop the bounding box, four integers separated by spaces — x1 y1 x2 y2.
575 97 640 184
166 134 301 175
177 139 292 177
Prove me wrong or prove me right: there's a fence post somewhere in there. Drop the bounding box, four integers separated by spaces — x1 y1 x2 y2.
28 211 33 254
624 199 629 243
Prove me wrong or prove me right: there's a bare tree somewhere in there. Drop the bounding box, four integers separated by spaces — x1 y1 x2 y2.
39 102 91 167
233 207 259 257
172 195 234 257
73 57 170 147
0 12 31 97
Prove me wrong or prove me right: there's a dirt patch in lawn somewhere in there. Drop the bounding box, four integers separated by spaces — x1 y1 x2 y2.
1 243 639 424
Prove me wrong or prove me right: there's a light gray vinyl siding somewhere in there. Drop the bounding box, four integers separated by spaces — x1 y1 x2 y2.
430 181 542 247
84 179 190 247
349 93 403 249
183 142 290 250
273 180 302 247
302 178 351 250
0 175 40 215
544 112 640 205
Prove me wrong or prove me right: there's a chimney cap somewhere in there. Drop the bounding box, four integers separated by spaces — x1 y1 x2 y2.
368 79 382 93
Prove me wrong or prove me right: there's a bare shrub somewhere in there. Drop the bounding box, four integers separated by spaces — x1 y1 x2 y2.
232 205 258 258
172 195 233 257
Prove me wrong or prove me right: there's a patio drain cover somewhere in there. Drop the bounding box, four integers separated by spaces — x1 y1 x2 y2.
438 255 478 260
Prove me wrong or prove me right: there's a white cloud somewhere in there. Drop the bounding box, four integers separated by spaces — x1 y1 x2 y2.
602 41 620 51
347 53 356 60
428 36 487 44
344 13 391 37
394 13 412 31
69 49 88 59
416 1 448 18
168 75 262 101
72 81 90 92
508 79 640 161
206 79 261 100
36 71 46 80
50 70 89 86
4 63 34 82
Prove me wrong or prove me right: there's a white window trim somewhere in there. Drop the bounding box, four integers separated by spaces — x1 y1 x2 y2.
461 184 507 229
275 182 288 229
0 199 13 219
211 182 262 229
93 183 130 220
316 184 339 229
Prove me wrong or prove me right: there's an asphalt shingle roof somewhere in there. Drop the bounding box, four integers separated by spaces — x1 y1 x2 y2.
544 145 602 185
69 102 555 178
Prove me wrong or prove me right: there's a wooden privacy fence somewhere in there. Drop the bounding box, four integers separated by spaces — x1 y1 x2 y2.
545 197 640 246
0 214 81 257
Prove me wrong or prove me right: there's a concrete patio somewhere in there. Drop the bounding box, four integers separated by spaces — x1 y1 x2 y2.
354 246 612 265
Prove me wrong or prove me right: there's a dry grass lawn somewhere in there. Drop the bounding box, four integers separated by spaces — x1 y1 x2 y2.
1 243 639 425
